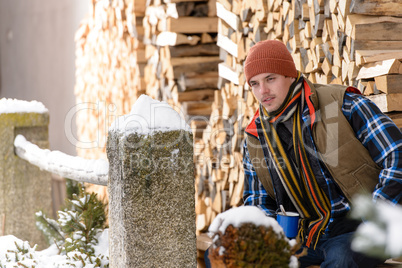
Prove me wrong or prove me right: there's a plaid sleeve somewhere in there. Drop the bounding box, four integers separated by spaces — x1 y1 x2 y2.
242 139 278 216
343 92 402 204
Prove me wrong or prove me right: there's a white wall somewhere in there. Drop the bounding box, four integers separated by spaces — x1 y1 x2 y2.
0 1 88 155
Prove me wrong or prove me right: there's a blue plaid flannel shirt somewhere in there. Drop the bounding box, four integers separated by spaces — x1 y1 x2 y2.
243 92 402 218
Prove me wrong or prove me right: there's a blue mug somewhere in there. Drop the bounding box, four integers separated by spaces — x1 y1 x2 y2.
277 212 299 238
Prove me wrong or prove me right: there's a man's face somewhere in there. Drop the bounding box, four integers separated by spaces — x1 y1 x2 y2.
249 73 296 113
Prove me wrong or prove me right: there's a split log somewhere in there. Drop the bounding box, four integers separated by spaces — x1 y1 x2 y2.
346 15 402 41
158 17 218 33
356 59 402 80
366 93 402 113
350 0 402 17
374 75 402 94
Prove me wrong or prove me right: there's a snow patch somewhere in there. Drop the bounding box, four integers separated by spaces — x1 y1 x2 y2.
109 94 191 135
0 98 48 114
0 230 109 268
208 206 284 235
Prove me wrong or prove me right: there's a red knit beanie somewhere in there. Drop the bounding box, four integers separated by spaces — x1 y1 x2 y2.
244 40 297 85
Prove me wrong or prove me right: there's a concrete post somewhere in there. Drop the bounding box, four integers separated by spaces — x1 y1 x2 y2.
107 128 196 267
0 110 52 249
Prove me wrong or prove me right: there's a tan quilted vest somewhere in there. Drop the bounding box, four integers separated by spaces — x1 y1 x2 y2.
246 80 381 202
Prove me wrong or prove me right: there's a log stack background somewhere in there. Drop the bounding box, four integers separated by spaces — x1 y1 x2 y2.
141 0 221 118
74 0 143 199
74 0 402 264
193 0 402 239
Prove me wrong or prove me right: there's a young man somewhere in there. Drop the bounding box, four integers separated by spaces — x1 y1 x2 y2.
242 40 402 267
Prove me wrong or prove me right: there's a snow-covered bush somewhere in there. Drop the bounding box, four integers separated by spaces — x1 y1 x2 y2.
0 230 109 268
35 184 108 267
0 183 109 268
0 237 38 268
350 195 402 260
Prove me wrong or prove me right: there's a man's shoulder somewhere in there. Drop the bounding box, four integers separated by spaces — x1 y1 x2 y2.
311 82 362 107
312 82 361 95
313 82 348 90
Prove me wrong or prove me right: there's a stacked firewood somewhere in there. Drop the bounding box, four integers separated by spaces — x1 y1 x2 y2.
140 2 224 241
194 0 402 236
74 0 143 199
134 0 147 95
74 0 144 160
141 0 221 119
74 0 402 235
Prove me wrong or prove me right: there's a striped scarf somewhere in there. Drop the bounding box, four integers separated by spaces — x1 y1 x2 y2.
259 73 331 249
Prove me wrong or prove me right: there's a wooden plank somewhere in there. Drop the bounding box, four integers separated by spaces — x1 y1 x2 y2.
346 15 402 41
353 40 402 51
216 2 240 30
169 43 219 57
218 62 240 85
366 93 402 113
353 22 402 41
217 33 238 57
156 32 200 46
158 17 218 33
356 59 402 80
350 0 402 17
171 56 221 77
178 71 219 91
374 75 402 94
176 89 216 102
182 101 213 116
356 50 402 66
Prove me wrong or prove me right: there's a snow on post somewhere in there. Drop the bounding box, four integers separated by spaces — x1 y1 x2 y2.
107 95 196 268
0 98 52 250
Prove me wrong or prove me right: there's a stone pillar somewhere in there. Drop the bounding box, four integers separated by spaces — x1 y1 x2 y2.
107 129 196 267
0 111 52 249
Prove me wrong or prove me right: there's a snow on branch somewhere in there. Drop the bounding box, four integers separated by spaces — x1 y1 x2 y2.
14 135 108 186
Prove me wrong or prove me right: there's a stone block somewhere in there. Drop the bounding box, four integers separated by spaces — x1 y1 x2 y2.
107 129 196 267
0 112 52 249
